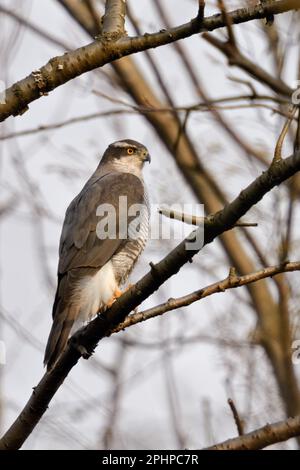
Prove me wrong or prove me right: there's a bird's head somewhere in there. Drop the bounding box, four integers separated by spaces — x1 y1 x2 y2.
100 139 151 174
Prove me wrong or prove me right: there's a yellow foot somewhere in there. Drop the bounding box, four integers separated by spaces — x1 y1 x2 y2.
107 288 123 308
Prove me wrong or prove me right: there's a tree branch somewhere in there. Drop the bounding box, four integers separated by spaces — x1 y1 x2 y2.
227 398 244 437
197 0 205 23
207 415 300 450
0 0 298 122
273 106 297 164
0 94 293 141
158 207 258 227
1 149 300 449
102 0 126 37
111 260 300 334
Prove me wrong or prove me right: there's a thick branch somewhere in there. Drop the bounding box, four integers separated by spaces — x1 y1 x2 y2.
0 150 300 449
207 415 300 450
0 0 298 121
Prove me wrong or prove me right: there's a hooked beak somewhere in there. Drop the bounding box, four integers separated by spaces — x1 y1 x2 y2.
144 153 151 163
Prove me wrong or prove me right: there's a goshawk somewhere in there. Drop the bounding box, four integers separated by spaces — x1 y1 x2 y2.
44 139 150 369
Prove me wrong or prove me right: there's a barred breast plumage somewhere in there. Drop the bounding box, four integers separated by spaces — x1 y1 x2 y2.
112 184 149 284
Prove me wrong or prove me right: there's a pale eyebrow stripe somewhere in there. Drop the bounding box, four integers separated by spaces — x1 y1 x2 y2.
111 141 139 149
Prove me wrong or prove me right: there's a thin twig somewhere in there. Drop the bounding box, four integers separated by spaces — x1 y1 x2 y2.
273 105 297 164
197 0 205 22
158 207 257 227
0 109 135 140
2 97 292 142
228 398 244 436
228 75 257 96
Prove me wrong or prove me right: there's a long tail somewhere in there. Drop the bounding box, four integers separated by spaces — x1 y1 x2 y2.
44 305 78 369
44 274 79 370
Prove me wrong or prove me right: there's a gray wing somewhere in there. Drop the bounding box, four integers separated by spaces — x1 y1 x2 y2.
58 172 146 274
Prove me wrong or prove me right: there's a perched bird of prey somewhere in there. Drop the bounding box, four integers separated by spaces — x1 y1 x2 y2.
44 139 150 369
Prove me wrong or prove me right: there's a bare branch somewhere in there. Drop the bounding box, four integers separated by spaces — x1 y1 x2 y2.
112 260 300 334
0 109 135 140
197 1 205 23
158 207 257 227
227 398 244 436
273 106 297 164
207 415 300 450
1 93 292 142
217 0 236 46
102 0 126 37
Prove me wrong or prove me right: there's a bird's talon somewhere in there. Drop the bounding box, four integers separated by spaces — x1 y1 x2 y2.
107 288 123 308
75 344 91 359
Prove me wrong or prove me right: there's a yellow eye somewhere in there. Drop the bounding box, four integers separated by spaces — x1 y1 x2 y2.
127 148 134 155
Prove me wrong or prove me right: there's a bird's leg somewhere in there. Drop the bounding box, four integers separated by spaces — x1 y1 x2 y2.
106 288 123 308
106 284 135 308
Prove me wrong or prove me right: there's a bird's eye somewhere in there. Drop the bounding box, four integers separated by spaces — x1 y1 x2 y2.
127 148 134 155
